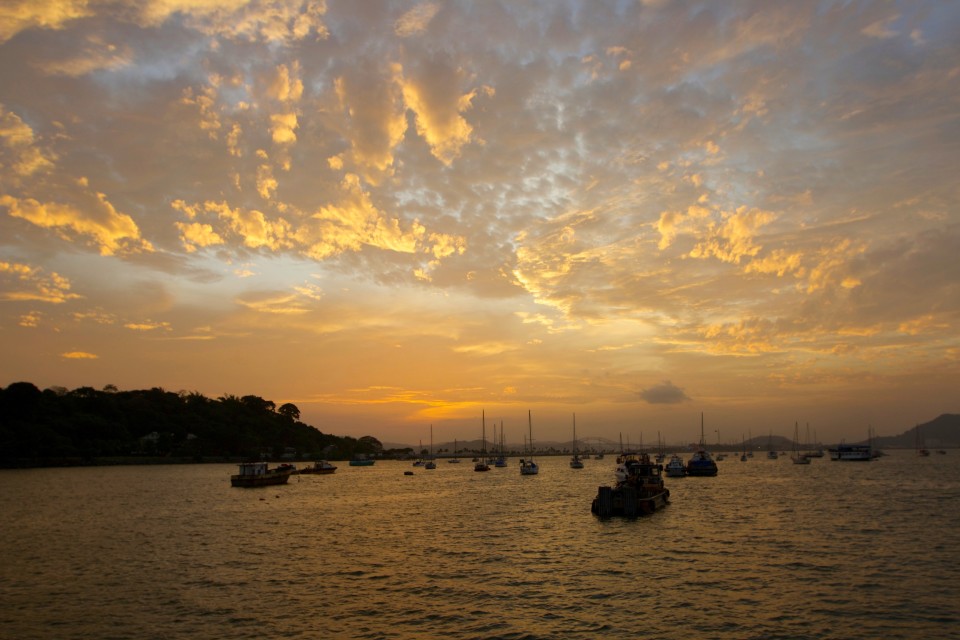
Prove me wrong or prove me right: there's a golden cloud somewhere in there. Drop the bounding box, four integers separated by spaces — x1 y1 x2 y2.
334 69 407 177
0 260 80 303
175 221 224 252
2 193 151 256
398 68 475 166
138 0 329 44
268 62 303 103
61 351 98 359
0 105 56 181
0 0 92 44
124 321 172 331
270 112 298 144
689 206 775 265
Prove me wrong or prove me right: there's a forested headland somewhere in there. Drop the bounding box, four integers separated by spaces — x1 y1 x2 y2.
0 382 387 468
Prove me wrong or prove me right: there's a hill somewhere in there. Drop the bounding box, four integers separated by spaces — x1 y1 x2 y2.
871 414 960 449
0 382 382 466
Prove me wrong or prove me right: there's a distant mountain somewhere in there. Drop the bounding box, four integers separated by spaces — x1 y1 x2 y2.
386 416 960 454
872 414 960 449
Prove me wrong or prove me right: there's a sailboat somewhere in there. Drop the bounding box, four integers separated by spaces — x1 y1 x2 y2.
685 413 718 476
791 421 810 464
425 425 437 469
448 438 461 463
740 434 747 462
494 420 508 467
766 431 778 460
520 410 539 475
570 413 584 469
412 440 424 466
474 412 490 472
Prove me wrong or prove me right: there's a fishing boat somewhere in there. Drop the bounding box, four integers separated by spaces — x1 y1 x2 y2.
686 413 718 477
569 413 584 469
519 410 539 475
299 460 337 475
349 454 375 466
591 451 670 518
665 453 686 477
791 422 810 465
230 461 296 487
474 411 490 472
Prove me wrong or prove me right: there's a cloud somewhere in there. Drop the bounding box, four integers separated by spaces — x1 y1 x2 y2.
0 105 56 182
0 0 93 44
395 3 441 38
0 260 81 303
61 351 98 359
2 193 152 256
138 0 329 44
334 64 408 177
397 59 477 165
639 381 690 404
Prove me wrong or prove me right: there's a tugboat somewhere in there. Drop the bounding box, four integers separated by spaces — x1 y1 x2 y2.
591 452 670 518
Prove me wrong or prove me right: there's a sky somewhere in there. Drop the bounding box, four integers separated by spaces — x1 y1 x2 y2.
1 0 958 447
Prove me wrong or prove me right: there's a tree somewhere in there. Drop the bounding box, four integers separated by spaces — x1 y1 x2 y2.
277 403 300 421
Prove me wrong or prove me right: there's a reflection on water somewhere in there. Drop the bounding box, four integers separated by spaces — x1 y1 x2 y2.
2 451 960 639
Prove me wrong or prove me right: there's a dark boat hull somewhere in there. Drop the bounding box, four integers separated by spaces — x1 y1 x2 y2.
591 485 670 518
230 471 293 487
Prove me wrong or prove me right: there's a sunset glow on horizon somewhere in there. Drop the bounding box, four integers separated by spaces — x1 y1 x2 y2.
2 1 957 445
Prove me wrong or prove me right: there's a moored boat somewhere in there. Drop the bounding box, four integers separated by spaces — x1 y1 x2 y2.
299 460 337 475
592 452 670 518
665 454 686 477
349 455 375 466
230 462 296 487
519 410 539 475
475 411 490 471
686 413 718 477
570 413 584 469
828 442 872 461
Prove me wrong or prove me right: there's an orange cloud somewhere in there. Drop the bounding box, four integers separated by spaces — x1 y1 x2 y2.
2 193 151 256
397 65 476 165
0 0 92 44
0 105 56 181
0 260 81 303
61 351 98 359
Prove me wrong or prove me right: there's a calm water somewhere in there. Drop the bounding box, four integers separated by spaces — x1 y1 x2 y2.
2 451 959 639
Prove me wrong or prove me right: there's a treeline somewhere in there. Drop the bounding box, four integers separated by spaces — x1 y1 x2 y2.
0 382 384 466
